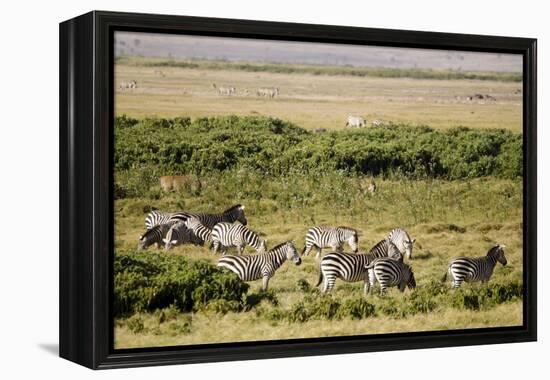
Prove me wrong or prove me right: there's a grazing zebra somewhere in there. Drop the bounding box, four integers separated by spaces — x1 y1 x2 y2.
302 226 359 258
365 258 416 295
145 210 173 230
257 87 279 98
345 115 366 128
316 240 402 294
137 223 175 250
119 80 137 90
169 204 247 229
217 241 301 290
184 217 212 243
163 222 204 250
442 244 507 289
211 222 267 255
212 83 235 95
387 228 416 260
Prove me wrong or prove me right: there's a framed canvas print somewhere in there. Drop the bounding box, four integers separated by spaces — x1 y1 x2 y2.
59 11 537 369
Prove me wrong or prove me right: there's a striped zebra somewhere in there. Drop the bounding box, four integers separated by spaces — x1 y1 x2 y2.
145 210 173 230
119 80 137 90
387 228 416 260
211 222 267 255
315 240 402 294
302 226 359 258
169 204 247 229
217 241 301 290
183 217 212 243
365 258 416 295
137 223 175 250
257 87 279 98
442 244 507 289
345 115 366 128
163 222 204 251
212 83 235 95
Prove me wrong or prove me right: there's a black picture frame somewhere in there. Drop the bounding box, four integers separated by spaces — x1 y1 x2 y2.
59 10 537 370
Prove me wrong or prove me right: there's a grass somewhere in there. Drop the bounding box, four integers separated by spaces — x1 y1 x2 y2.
114 57 522 131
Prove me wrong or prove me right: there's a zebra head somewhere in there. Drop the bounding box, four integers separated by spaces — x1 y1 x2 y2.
284 241 301 266
488 244 507 266
403 238 416 260
227 204 247 225
137 233 147 250
341 227 359 253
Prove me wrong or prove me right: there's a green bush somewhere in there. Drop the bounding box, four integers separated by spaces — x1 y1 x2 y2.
114 251 249 315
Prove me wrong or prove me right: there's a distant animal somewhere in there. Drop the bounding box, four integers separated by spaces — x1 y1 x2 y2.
442 244 507 289
211 222 267 255
183 217 212 244
163 222 204 250
169 204 248 229
365 258 416 295
159 175 196 192
137 223 175 250
119 80 137 90
387 228 416 260
346 115 366 128
367 180 377 194
153 69 165 77
257 87 279 98
315 240 402 294
371 119 384 127
217 241 301 291
302 226 359 258
313 128 327 133
212 83 235 95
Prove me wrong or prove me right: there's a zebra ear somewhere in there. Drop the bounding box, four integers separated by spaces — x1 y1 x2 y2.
412 239 416 243
240 205 245 210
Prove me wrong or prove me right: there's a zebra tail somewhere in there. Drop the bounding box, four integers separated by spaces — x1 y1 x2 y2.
440 269 448 283
314 269 323 288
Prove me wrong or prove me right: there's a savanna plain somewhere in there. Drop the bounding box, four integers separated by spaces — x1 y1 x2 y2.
113 57 523 348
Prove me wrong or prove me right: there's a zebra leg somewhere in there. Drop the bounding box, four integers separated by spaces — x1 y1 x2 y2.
363 280 370 295
315 247 322 259
212 241 219 255
452 279 463 289
262 276 270 291
303 244 313 256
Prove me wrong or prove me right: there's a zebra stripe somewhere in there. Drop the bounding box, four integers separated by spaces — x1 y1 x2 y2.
387 228 416 259
163 222 204 251
169 204 247 229
145 210 173 230
366 258 416 295
302 226 359 258
315 240 402 294
217 241 301 290
211 222 266 255
442 245 507 288
184 217 212 243
137 223 174 250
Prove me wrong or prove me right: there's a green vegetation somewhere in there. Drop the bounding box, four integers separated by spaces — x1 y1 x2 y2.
116 56 522 82
114 115 521 198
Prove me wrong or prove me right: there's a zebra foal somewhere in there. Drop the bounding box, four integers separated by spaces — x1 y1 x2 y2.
211 222 267 255
217 241 301 291
442 244 507 288
302 226 359 258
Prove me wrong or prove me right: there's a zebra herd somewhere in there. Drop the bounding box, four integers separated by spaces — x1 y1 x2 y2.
137 204 508 294
212 83 280 98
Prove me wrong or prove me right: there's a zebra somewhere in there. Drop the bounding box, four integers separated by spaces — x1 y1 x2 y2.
145 210 173 230
442 244 507 289
119 80 137 90
365 238 404 288
257 87 279 98
302 226 359 259
212 83 235 95
183 216 212 244
365 258 416 295
211 222 267 255
316 240 402 294
387 228 416 260
169 204 247 229
345 115 366 128
163 222 204 251
217 241 301 291
137 223 175 250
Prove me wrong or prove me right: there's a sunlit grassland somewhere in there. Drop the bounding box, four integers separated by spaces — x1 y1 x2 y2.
114 57 522 132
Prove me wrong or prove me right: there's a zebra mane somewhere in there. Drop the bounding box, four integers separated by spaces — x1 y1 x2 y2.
223 204 244 213
337 226 357 233
269 241 293 253
389 228 410 240
487 244 504 257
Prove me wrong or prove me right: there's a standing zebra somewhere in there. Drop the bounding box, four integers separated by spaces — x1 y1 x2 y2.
212 83 235 95
442 244 507 289
169 204 247 229
345 115 366 128
387 228 416 260
145 210 174 230
256 87 279 98
137 223 175 250
163 222 204 251
316 240 402 294
302 226 359 258
217 241 301 291
211 222 267 255
365 258 416 295
184 217 212 243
